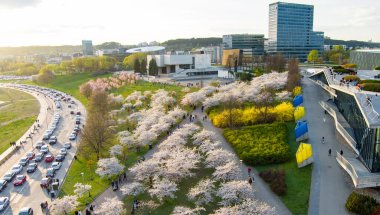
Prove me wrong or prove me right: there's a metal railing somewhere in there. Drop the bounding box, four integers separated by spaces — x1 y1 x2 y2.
336 152 359 187
358 93 380 122
319 101 359 154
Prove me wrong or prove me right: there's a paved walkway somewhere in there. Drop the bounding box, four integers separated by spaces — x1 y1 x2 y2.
89 108 291 214
303 77 354 215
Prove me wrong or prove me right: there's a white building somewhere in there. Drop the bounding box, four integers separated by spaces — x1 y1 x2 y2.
195 46 222 64
147 53 211 74
95 49 119 56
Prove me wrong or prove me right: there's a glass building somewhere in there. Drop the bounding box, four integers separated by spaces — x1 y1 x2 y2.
82 40 94 56
350 50 380 70
222 34 265 56
268 2 324 61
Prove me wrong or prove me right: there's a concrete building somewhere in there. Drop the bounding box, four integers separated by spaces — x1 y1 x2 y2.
82 40 94 56
221 49 243 67
95 49 120 56
222 34 265 57
324 45 348 52
268 2 324 61
147 53 211 74
350 50 380 70
126 46 165 55
194 46 222 64
310 68 380 188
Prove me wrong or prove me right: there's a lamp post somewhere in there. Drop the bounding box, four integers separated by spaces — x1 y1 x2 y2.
81 172 84 182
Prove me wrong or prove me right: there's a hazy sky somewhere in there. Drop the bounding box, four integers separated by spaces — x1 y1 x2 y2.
0 0 379 46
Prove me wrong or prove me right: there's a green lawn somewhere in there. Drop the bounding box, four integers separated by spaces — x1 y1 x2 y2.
256 123 312 215
0 88 39 154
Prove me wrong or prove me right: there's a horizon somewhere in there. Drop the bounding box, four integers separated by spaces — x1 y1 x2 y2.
0 0 379 47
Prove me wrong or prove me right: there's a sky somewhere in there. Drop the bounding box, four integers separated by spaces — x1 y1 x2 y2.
0 0 379 46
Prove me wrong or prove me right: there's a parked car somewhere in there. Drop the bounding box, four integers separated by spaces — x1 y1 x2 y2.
13 175 27 186
55 154 65 162
69 133 76 140
76 111 81 115
40 177 52 188
70 111 74 115
26 163 38 173
34 153 44 162
19 157 29 166
0 180 7 192
74 125 81 132
0 197 9 212
59 148 67 155
26 152 35 160
75 120 80 125
40 145 49 154
3 171 16 182
18 207 33 215
63 142 71 149
11 164 23 174
52 162 61 170
49 136 57 145
42 133 50 140
46 168 55 178
35 141 44 149
45 154 54 163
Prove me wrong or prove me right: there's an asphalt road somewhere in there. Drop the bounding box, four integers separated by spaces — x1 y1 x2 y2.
0 84 86 215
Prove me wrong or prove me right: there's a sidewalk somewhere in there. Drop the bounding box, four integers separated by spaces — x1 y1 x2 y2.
303 77 353 215
90 108 291 215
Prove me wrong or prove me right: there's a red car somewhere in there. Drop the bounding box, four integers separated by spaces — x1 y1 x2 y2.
45 154 54 163
26 152 35 160
13 175 27 186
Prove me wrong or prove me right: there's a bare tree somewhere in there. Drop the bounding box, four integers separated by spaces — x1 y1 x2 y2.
254 87 277 123
286 58 300 92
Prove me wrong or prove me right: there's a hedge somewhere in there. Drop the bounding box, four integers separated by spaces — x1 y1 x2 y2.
334 68 355 74
343 75 360 82
343 64 358 69
362 83 380 92
259 169 287 196
223 123 291 165
359 80 380 84
345 192 379 215
375 66 380 70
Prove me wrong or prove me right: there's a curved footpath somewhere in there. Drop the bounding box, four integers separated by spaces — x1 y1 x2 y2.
0 84 87 215
89 107 291 215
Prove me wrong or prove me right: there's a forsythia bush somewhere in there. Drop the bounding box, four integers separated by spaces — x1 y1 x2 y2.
293 86 302 96
345 192 379 215
211 102 295 128
223 123 291 165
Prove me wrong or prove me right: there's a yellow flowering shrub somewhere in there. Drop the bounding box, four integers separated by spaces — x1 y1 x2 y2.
293 86 302 96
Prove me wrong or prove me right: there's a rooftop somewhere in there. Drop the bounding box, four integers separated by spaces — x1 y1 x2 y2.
353 49 380 54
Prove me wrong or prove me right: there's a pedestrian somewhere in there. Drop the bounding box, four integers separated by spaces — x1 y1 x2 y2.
124 172 127 181
85 208 91 215
248 177 253 185
329 149 332 156
75 211 79 215
78 211 82 215
111 181 114 188
340 150 343 156
90 204 94 212
321 137 325 144
248 167 251 175
40 203 44 212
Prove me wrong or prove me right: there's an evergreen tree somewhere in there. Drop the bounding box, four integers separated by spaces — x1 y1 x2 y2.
140 59 147 75
148 58 158 76
134 59 140 73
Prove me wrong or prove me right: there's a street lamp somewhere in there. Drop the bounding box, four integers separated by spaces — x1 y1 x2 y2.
80 172 84 182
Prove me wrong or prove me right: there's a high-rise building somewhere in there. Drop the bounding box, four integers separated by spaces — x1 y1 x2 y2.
268 2 324 61
222 34 265 57
82 40 93 56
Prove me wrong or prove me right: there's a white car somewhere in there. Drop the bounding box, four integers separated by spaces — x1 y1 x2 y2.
0 197 9 212
59 148 67 155
40 145 49 154
51 162 61 170
19 157 29 166
12 164 23 174
69 133 76 141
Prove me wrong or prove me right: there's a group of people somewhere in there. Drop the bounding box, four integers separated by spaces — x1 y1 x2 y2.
112 172 127 191
40 201 48 213
247 168 254 185
322 137 344 156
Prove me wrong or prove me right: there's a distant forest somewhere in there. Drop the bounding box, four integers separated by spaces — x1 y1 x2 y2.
0 37 379 57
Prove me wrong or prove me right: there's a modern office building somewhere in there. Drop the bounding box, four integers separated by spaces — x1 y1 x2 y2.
194 46 222 64
82 40 94 56
222 34 265 57
350 50 380 70
221 49 243 67
310 68 380 188
268 2 324 61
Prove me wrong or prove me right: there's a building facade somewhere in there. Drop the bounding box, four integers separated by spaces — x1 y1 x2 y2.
350 50 380 70
147 53 211 74
268 2 324 61
194 46 222 64
82 40 94 56
222 34 265 57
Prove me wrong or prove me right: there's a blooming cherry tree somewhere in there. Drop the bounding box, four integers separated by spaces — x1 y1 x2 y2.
120 182 145 196
94 197 124 215
192 129 218 145
205 149 234 168
187 178 216 206
172 206 205 215
211 199 276 215
148 177 178 201
216 180 254 206
49 195 79 215
95 157 125 178
74 183 92 197
212 161 242 181
109 144 123 157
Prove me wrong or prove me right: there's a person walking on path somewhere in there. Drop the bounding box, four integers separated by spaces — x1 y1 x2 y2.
321 136 325 144
248 177 253 185
329 149 332 156
340 150 343 156
248 167 252 176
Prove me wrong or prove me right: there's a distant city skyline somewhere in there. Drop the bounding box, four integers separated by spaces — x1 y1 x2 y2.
0 0 379 46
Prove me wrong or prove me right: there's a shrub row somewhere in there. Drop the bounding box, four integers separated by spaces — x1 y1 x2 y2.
223 123 291 166
211 102 294 128
375 66 380 70
334 68 356 74
359 80 380 84
361 83 380 92
343 75 360 82
345 192 379 215
259 169 287 196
